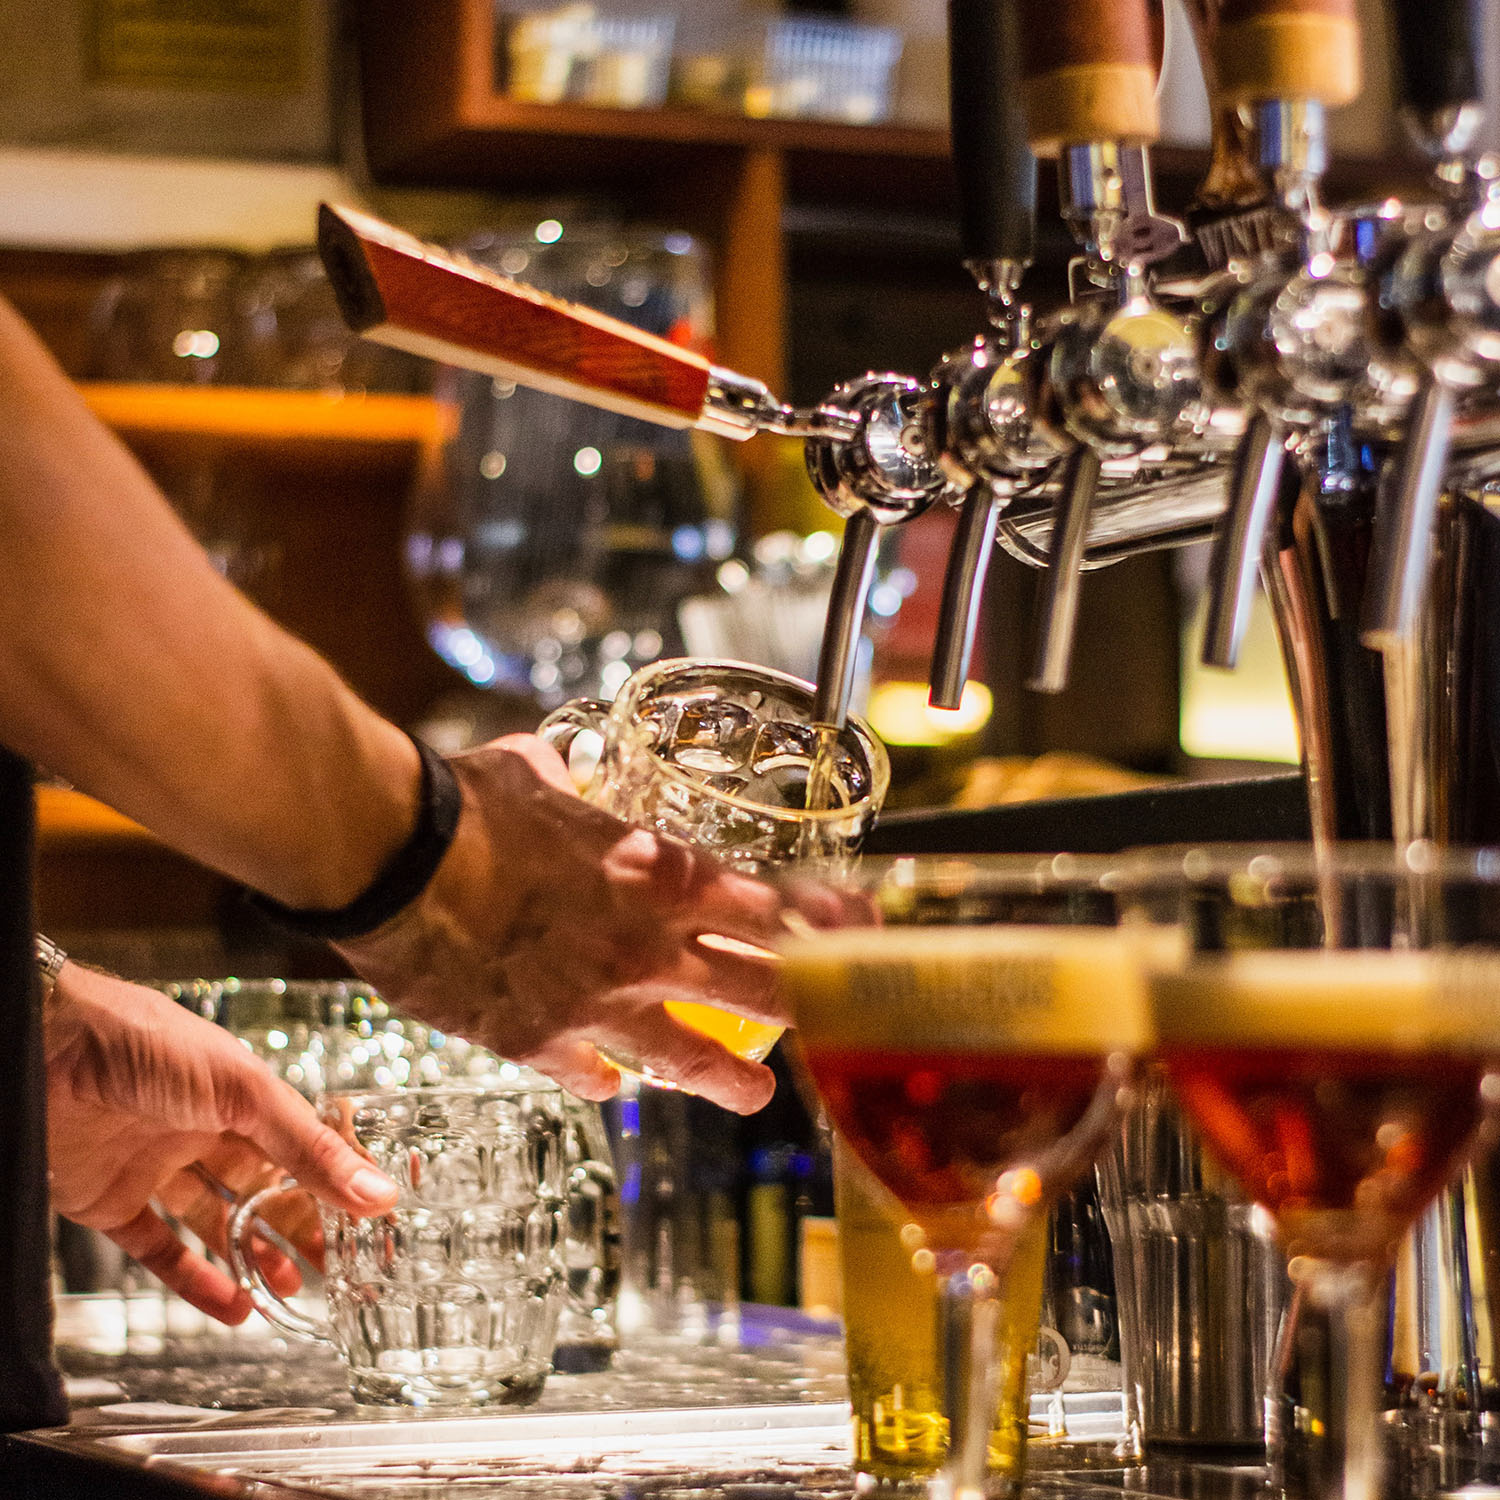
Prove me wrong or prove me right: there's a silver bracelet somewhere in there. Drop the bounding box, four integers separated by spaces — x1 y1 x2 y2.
35 933 67 1002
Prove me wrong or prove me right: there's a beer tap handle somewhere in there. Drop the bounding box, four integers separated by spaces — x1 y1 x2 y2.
931 483 1003 709
812 511 883 730
1015 0 1160 156
949 0 1035 284
927 0 1031 712
1200 414 1289 668
1209 0 1361 110
1387 0 1483 118
1027 446 1102 694
1386 0 1484 171
317 203 848 443
1017 0 1181 267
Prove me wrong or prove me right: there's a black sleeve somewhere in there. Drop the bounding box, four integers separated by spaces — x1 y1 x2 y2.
0 746 68 1431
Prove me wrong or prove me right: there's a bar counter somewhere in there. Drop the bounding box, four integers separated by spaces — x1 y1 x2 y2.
4 1308 1266 1500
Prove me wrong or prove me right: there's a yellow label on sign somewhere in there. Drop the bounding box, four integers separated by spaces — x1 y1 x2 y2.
89 0 304 93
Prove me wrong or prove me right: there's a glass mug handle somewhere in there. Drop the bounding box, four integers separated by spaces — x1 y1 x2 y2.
537 699 611 785
227 1179 332 1345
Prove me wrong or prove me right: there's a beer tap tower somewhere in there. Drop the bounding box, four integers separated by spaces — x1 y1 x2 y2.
316 0 1500 1451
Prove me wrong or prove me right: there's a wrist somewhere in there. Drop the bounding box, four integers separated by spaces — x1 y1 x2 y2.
35 933 66 1004
246 734 462 942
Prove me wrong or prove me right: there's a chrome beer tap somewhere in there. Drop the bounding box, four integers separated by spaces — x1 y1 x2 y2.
1012 0 1197 694
1193 0 1371 670
1364 0 1494 652
924 0 1043 711
802 376 954 728
315 204 953 734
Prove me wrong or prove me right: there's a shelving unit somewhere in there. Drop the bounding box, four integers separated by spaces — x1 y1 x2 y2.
354 0 957 503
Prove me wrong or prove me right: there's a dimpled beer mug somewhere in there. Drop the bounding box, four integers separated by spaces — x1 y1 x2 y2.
229 1080 568 1407
539 657 888 1080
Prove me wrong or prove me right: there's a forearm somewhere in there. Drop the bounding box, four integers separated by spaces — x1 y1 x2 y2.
0 294 420 908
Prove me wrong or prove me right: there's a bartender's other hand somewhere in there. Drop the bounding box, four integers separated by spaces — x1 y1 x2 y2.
337 734 789 1114
44 966 399 1324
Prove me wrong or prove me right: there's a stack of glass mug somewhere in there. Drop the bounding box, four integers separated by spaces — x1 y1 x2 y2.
145 978 611 1401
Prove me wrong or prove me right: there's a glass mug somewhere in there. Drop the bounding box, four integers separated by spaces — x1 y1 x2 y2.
229 1081 568 1408
194 978 621 1369
538 657 889 1079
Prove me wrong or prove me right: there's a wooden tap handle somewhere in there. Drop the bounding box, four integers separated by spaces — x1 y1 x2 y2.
317 204 713 430
1180 0 1275 213
1015 0 1160 156
1214 0 1361 108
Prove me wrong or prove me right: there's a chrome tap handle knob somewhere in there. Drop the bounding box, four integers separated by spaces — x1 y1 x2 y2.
1027 445 1102 694
930 482 1004 710
804 374 952 526
1048 295 1203 455
812 511 884 730
1201 413 1289 668
928 339 1063 492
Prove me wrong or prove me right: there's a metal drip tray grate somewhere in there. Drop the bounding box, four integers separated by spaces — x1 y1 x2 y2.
61 1404 856 1500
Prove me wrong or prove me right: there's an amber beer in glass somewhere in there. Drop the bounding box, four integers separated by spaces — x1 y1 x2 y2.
782 871 1152 1500
1135 844 1500 1500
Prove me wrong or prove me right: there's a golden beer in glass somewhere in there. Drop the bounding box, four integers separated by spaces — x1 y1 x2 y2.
835 1138 1048 1490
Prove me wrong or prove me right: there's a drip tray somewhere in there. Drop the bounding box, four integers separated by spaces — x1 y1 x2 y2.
15 1394 1133 1500
22 1403 857 1499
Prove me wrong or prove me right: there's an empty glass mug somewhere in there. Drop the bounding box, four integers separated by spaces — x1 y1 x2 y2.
229 1080 569 1407
538 656 889 1079
195 978 620 1367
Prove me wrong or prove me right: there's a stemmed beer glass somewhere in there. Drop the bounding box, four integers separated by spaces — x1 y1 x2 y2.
1131 844 1500 1500
779 856 1153 1500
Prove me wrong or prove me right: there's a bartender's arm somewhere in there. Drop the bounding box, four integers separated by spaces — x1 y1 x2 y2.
0 293 782 1112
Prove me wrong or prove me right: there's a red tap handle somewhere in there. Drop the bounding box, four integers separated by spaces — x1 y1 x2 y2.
317 204 714 429
1015 0 1161 155
1214 0 1361 108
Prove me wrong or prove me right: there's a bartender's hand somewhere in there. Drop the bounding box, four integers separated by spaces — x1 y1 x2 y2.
338 735 788 1114
44 965 399 1324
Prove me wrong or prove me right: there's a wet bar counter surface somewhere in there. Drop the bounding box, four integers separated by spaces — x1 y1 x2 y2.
6 1313 1265 1500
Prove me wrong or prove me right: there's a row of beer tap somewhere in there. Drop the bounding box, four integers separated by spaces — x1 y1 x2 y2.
317 0 1496 738
795 0 1500 736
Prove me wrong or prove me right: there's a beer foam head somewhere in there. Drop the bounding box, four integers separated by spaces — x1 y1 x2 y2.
1151 949 1500 1053
779 925 1155 1055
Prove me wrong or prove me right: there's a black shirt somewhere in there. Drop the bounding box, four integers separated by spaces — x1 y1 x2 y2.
0 747 69 1430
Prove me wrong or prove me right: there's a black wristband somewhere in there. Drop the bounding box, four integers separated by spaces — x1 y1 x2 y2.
246 736 462 942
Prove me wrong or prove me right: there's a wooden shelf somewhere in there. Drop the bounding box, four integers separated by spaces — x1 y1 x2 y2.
79 384 456 473
354 0 948 197
71 380 463 729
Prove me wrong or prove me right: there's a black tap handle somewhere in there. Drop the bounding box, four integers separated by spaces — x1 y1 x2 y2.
1387 0 1482 113
949 0 1036 269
